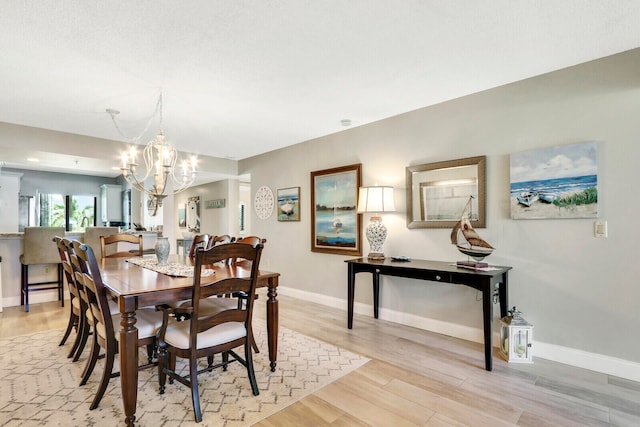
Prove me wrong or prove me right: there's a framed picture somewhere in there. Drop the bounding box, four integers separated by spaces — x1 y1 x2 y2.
277 187 300 221
310 163 362 255
178 205 186 227
406 156 486 229
510 141 598 219
187 196 201 232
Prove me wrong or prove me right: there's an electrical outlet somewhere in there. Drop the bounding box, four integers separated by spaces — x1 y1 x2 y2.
594 220 607 238
44 266 49 274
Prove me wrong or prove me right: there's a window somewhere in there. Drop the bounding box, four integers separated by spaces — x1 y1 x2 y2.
70 195 96 231
38 193 96 231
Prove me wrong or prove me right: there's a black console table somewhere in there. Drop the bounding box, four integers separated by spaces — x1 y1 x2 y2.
345 258 512 371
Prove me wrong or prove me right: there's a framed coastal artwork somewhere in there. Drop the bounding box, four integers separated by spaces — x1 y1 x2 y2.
510 141 598 219
277 187 300 221
310 164 362 255
178 205 186 227
187 196 201 231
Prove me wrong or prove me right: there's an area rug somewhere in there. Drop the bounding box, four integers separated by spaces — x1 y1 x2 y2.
0 319 369 426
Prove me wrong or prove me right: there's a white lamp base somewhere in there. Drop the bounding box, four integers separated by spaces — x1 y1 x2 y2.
366 216 387 260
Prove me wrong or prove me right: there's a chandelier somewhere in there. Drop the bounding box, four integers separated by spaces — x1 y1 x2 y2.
112 94 197 206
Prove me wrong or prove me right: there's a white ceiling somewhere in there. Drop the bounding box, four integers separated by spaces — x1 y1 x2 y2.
1 1 639 178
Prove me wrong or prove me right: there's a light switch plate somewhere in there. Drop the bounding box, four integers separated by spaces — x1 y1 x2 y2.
594 220 607 238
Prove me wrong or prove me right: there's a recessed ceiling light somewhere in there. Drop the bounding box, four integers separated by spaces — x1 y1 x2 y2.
27 157 39 162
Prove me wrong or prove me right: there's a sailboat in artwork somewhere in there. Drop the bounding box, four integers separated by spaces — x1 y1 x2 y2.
450 196 494 263
332 182 343 231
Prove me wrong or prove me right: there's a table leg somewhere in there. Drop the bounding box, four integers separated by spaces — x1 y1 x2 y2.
373 269 380 319
499 272 509 318
120 307 139 426
347 263 355 329
266 277 279 372
482 285 493 371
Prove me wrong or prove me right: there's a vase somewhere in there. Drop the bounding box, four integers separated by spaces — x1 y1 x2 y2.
155 237 170 266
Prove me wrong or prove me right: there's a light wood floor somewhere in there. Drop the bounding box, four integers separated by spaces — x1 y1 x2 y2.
2 296 639 426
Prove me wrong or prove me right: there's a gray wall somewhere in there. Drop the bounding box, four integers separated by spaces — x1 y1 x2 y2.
240 48 640 368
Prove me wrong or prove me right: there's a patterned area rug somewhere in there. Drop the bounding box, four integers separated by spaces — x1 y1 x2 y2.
0 319 369 426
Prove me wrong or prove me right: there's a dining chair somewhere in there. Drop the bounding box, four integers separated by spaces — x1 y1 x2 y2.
54 237 85 359
188 234 212 258
65 240 120 369
83 226 119 259
228 236 267 310
210 234 235 246
72 240 163 410
231 236 267 264
157 241 264 423
99 233 143 259
20 226 65 312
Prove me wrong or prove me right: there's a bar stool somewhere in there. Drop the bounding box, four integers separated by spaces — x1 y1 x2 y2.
83 226 119 259
20 226 65 312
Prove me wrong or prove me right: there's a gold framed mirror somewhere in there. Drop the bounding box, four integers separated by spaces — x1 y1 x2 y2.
406 156 486 229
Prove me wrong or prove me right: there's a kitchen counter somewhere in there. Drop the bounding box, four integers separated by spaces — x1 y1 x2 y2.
0 230 160 309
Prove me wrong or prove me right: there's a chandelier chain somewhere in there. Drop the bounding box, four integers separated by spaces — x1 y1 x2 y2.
108 94 163 143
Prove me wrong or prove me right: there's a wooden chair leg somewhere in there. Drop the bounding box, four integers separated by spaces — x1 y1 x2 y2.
146 344 154 364
222 351 229 371
90 345 115 410
68 313 86 359
158 344 167 394
58 264 64 307
73 320 91 362
21 264 29 312
59 311 77 347
245 341 259 396
80 334 100 386
189 357 202 423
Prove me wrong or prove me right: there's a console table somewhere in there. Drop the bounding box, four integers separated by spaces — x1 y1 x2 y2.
345 258 512 371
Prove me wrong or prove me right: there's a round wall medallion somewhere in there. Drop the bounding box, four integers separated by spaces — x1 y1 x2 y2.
254 185 274 220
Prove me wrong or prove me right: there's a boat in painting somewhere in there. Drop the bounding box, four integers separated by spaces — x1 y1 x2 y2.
450 197 494 261
516 191 539 207
332 183 343 230
280 200 294 215
538 191 558 203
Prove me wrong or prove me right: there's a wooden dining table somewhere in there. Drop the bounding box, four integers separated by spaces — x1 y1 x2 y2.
99 254 280 427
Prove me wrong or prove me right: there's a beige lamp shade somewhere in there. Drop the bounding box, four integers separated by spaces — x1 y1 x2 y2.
357 186 395 213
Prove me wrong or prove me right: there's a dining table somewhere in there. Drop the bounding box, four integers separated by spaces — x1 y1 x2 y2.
99 253 280 427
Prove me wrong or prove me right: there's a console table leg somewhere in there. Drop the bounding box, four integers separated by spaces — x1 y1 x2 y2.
373 270 380 319
499 273 509 318
347 264 355 329
482 287 493 371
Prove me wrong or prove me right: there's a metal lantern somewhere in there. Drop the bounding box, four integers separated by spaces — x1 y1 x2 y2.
499 306 534 363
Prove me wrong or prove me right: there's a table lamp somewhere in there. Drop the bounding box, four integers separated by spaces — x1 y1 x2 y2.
357 186 395 260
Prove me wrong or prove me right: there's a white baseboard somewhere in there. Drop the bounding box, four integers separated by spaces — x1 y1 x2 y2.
534 341 640 382
277 286 640 382
3 290 68 309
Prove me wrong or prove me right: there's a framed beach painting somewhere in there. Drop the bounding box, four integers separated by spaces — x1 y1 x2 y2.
178 205 186 227
310 164 362 255
277 187 300 221
510 141 598 219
